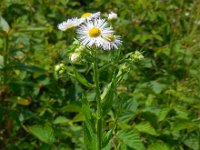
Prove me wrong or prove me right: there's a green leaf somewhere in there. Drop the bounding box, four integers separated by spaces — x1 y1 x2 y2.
150 81 166 94
28 124 55 144
102 129 113 148
0 16 10 33
53 116 69 124
118 98 138 123
15 64 45 73
184 137 199 150
72 112 85 122
17 27 51 32
74 69 92 88
158 107 171 122
147 141 169 150
82 93 96 150
101 82 114 116
172 120 198 133
61 103 82 113
134 122 158 136
118 128 145 150
0 55 4 69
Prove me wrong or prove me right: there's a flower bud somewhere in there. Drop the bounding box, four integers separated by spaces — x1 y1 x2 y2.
54 63 67 78
108 12 118 20
130 51 144 62
70 52 81 63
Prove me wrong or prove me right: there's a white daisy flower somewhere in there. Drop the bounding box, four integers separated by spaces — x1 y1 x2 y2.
76 19 114 48
81 12 101 20
103 34 121 50
58 18 84 31
108 12 118 20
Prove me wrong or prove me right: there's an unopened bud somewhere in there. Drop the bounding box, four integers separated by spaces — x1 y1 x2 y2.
70 52 81 63
131 51 144 62
108 12 118 20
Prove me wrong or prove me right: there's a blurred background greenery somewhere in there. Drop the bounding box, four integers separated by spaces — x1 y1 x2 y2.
0 0 200 149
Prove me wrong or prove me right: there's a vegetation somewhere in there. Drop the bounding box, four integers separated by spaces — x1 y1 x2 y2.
0 0 200 149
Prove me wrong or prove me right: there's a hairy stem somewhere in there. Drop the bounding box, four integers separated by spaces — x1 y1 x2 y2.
93 50 102 150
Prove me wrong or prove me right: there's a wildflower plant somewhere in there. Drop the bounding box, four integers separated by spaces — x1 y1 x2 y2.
58 11 141 150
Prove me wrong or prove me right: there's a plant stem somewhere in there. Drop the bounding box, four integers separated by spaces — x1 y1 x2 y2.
3 35 9 85
93 50 102 150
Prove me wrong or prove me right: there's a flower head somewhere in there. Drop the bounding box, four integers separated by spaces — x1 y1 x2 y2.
81 12 100 20
108 12 118 20
58 18 84 31
103 34 121 50
76 18 114 48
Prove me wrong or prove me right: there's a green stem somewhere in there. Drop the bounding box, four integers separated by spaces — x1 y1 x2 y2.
3 35 9 85
93 50 102 150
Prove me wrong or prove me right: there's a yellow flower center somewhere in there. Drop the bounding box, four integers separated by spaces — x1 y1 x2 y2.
89 27 101 37
81 12 92 18
104 34 115 42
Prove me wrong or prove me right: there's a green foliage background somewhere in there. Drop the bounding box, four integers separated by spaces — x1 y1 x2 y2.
0 0 200 149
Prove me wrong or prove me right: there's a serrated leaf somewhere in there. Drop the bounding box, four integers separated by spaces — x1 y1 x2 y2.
119 98 138 123
118 129 145 150
28 124 55 144
158 107 170 122
0 16 10 33
53 116 69 124
172 120 198 133
184 137 199 150
147 141 169 150
102 130 113 148
134 122 158 136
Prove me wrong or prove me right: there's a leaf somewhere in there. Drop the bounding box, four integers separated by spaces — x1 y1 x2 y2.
53 116 69 124
61 103 82 113
150 81 166 94
74 69 92 88
118 98 138 123
18 27 51 32
15 64 45 73
134 122 158 136
72 112 84 122
0 55 4 69
28 124 55 144
0 16 10 33
158 107 171 122
147 141 169 150
8 97 31 106
101 82 114 116
82 93 97 150
172 120 198 133
184 137 199 150
102 130 113 148
117 128 145 150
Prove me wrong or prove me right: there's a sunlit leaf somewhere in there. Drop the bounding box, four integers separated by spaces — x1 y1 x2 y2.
118 128 145 150
0 16 10 33
53 116 69 124
28 124 55 144
134 122 158 136
147 141 169 150
0 55 4 69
